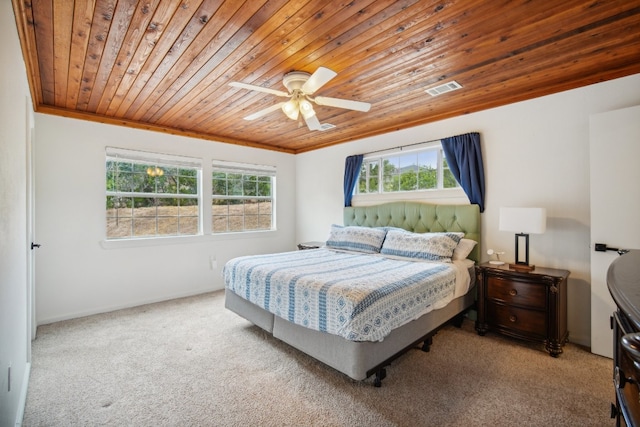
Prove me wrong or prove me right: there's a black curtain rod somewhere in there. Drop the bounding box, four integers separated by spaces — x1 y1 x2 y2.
362 138 441 156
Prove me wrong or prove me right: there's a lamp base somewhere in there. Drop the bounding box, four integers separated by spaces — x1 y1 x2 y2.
509 263 535 271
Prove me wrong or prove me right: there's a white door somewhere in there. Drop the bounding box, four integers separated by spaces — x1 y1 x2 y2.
589 104 640 358
26 123 37 342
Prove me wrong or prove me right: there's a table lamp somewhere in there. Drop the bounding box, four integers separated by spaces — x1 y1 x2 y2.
499 207 546 271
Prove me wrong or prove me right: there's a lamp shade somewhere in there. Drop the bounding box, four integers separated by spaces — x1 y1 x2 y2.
299 99 316 119
281 100 299 120
499 207 547 234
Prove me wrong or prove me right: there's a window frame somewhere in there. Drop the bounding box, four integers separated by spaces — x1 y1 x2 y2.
105 147 203 241
353 141 465 203
211 160 276 234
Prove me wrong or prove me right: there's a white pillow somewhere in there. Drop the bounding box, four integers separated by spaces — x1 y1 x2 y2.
453 238 477 261
325 225 387 254
380 230 464 262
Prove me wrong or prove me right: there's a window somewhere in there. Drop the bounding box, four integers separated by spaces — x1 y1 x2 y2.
357 144 459 194
211 161 275 233
106 147 202 239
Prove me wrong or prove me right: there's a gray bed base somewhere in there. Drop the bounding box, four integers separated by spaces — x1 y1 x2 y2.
224 201 481 386
225 284 475 384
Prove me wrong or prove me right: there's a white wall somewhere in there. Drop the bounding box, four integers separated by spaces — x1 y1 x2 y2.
296 73 640 348
0 3 33 425
34 115 296 324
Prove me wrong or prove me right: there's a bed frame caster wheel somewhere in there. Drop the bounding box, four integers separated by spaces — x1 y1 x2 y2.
452 313 465 328
421 336 433 352
374 368 387 387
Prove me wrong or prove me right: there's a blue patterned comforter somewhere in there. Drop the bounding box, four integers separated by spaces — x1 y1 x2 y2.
223 248 457 342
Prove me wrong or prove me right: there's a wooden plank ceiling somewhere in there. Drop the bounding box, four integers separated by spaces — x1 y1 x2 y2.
12 0 640 154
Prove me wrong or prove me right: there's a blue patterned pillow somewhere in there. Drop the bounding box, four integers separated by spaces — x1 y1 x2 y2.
380 230 464 262
325 225 387 254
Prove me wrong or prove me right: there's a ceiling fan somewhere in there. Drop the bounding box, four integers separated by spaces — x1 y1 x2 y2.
229 67 371 131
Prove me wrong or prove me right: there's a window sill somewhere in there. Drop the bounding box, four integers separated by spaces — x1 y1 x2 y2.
100 230 277 249
351 188 468 205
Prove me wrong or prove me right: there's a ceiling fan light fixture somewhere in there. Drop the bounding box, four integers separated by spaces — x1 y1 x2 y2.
282 99 299 120
299 99 316 119
230 66 370 130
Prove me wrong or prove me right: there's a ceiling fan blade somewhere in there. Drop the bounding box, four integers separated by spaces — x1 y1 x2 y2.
314 96 371 112
304 114 321 131
229 82 289 97
243 102 286 120
301 67 337 94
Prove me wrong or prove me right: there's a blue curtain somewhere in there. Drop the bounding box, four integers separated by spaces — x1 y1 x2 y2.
441 132 485 212
343 154 364 207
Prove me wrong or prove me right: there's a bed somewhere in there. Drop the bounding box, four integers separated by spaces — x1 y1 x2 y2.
224 202 481 386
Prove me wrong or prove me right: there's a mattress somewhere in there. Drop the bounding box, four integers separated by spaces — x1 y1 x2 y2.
223 248 472 342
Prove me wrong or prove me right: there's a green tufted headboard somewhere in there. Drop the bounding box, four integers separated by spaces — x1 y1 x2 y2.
344 202 481 262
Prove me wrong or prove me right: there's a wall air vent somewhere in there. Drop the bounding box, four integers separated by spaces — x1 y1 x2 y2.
425 81 463 97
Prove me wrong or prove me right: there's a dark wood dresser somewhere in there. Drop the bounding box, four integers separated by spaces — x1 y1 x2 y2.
608 250 640 426
475 263 569 357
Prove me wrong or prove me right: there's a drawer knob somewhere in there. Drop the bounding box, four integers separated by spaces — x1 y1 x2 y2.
509 289 517 296
615 366 635 389
509 315 517 323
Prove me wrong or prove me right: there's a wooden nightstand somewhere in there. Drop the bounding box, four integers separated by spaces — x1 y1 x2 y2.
475 263 569 357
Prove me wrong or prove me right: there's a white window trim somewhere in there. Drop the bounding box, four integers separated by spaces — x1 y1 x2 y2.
211 159 276 176
102 152 279 248
211 160 277 234
105 147 204 241
106 147 202 168
99 228 277 249
356 141 461 198
351 187 468 206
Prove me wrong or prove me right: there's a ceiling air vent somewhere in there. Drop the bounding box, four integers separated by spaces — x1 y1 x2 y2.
319 123 336 131
425 80 463 97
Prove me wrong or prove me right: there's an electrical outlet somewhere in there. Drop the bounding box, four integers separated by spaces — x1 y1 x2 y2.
209 255 217 270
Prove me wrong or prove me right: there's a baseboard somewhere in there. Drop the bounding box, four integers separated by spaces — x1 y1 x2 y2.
14 362 30 427
568 333 590 349
37 287 221 326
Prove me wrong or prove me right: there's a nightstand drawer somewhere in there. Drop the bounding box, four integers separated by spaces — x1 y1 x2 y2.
487 302 546 338
486 276 546 309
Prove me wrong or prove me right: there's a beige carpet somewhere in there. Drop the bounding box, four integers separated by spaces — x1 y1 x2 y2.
24 290 614 426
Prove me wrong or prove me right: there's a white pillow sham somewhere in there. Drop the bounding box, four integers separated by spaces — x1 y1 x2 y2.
452 238 477 261
380 230 464 262
325 225 387 254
